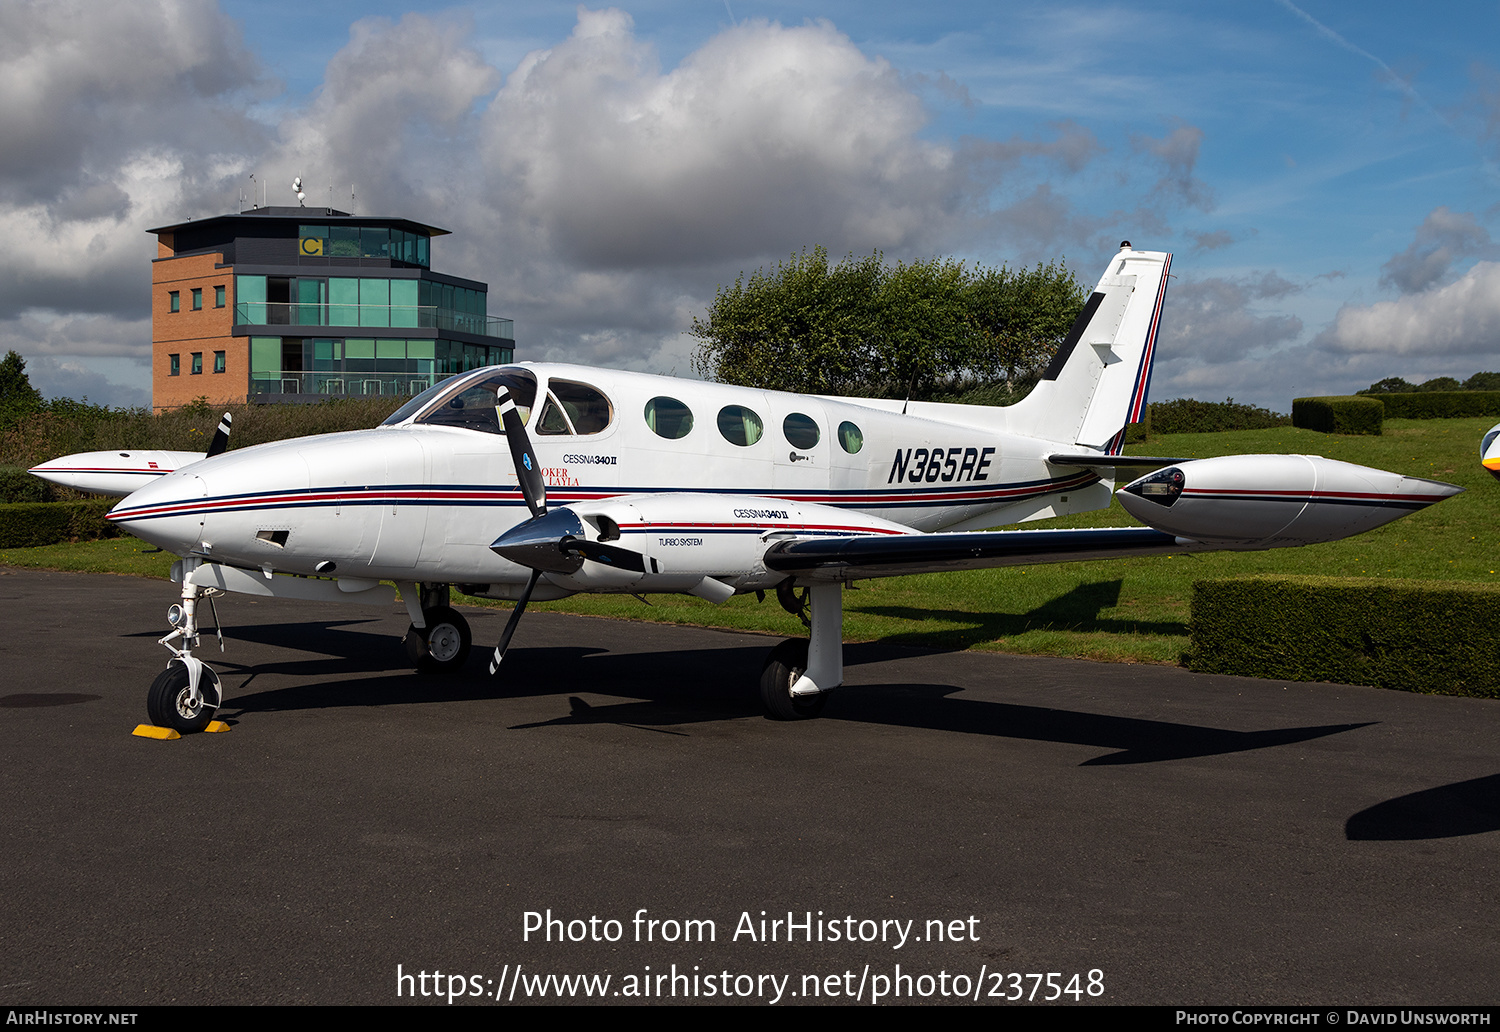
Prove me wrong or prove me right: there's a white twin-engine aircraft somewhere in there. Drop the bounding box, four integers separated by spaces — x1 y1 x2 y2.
91 246 1459 732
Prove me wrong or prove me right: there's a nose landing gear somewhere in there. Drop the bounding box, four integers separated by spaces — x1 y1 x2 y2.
147 564 225 734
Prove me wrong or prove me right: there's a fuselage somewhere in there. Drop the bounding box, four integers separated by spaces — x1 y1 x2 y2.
108 363 1105 592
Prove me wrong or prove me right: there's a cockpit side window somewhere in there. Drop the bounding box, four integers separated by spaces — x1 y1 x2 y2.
414 369 537 434
551 380 613 435
536 398 572 435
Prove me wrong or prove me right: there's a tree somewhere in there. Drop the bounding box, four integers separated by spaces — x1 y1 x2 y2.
690 249 1086 401
1358 377 1418 395
0 350 43 430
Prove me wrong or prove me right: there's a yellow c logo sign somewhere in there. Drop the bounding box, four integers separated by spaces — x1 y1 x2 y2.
300 237 323 256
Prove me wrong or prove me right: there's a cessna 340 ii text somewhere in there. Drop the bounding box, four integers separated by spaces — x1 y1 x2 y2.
72 245 1461 730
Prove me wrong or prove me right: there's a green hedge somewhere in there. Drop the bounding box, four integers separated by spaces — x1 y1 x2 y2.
0 500 120 548
1291 396 1384 435
1375 391 1500 419
1189 576 1500 698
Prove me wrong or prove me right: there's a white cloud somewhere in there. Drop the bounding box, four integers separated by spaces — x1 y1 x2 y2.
0 0 265 325
1316 260 1500 357
481 10 971 269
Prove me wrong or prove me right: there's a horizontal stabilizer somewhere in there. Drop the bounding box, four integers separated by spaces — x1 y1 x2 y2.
1048 453 1185 468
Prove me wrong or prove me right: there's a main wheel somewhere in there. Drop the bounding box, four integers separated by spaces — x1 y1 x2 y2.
758 638 827 720
404 606 472 673
146 662 218 734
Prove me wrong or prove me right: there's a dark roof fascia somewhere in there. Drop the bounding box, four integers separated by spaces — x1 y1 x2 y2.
148 209 450 238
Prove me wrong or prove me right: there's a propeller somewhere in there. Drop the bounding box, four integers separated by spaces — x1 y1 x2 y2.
205 413 232 458
486 387 647 674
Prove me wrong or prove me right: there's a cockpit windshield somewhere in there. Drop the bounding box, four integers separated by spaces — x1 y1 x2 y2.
402 368 538 434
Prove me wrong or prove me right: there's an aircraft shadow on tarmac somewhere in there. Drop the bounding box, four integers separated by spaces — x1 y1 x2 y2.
1345 773 1500 840
209 623 1371 767
856 579 1187 651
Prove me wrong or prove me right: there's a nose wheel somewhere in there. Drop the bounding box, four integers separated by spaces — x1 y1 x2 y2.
405 605 473 673
145 573 224 733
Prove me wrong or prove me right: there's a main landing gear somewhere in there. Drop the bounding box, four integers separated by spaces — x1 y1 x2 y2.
401 583 473 673
759 582 843 720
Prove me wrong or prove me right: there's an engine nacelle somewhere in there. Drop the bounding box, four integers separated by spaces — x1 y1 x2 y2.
1117 454 1461 547
1482 423 1500 482
547 493 914 592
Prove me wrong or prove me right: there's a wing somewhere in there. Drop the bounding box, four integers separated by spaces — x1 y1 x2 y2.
768 453 1462 582
765 526 1186 580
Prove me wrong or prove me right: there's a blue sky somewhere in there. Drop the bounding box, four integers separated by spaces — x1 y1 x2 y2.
4 0 1498 409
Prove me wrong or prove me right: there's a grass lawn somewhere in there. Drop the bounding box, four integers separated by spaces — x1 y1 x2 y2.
4 417 1495 666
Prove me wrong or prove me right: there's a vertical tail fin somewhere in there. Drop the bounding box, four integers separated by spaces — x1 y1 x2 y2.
1008 245 1171 452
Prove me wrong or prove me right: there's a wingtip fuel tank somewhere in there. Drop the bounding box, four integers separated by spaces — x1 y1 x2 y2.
1117 454 1461 547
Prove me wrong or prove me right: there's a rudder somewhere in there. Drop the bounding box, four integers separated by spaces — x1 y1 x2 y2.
1007 244 1171 453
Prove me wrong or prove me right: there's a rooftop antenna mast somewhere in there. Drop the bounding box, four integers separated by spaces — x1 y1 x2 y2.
248 173 258 210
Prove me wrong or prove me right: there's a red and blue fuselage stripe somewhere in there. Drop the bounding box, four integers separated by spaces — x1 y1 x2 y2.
107 471 1101 524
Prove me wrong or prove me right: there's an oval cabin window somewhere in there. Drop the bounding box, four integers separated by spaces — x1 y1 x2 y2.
783 412 820 450
644 397 694 439
717 405 764 446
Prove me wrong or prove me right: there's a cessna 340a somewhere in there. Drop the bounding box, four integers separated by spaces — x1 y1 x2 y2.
85 245 1460 731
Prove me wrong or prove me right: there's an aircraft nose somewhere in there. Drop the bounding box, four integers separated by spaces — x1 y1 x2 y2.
108 472 207 555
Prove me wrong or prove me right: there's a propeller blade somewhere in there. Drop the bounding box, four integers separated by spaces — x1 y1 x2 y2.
205 413 233 458
566 538 649 573
489 569 541 674
496 387 546 518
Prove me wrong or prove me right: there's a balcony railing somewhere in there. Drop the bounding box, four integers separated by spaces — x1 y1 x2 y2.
236 302 513 339
251 372 438 398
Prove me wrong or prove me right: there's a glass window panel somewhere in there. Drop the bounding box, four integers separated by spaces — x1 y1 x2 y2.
329 225 360 257
213 351 225 374
376 339 406 360
236 276 266 323
250 337 280 373
644 397 694 439
406 339 434 360
359 278 389 327
344 338 376 359
413 370 537 433
717 405 764 447
169 354 179 376
838 421 864 454
214 285 225 308
551 380 613 435
360 227 389 259
417 235 428 267
536 398 572 435
782 413 820 450
191 288 202 310
390 279 418 328
295 278 326 325
329 278 359 324
190 352 202 375
168 291 179 313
